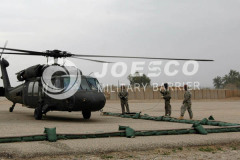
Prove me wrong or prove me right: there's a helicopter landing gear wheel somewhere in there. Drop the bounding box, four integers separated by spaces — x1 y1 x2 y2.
34 107 43 120
82 110 91 119
9 103 16 112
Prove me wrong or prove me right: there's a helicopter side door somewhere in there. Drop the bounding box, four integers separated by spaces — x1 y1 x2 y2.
23 81 40 108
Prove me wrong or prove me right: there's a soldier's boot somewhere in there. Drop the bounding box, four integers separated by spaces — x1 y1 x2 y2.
178 116 184 120
189 115 193 120
166 109 170 116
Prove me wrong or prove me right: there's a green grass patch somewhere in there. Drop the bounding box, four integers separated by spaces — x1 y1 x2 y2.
177 147 183 151
199 147 215 152
231 146 237 150
217 147 223 151
101 155 114 159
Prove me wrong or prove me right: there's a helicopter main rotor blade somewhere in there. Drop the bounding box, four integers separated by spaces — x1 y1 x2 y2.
72 57 114 63
0 47 43 54
1 52 113 63
0 52 43 56
0 47 214 61
71 54 214 62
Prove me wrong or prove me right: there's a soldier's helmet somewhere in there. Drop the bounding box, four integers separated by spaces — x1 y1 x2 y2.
184 84 188 90
164 83 168 89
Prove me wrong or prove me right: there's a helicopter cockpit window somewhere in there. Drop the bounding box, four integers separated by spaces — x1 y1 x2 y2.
86 78 101 91
51 76 77 90
63 77 70 89
28 82 34 96
33 82 39 96
80 77 91 90
53 77 62 88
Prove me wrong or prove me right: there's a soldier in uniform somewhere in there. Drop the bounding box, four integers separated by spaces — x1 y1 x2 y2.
118 85 130 114
179 84 193 119
160 83 171 116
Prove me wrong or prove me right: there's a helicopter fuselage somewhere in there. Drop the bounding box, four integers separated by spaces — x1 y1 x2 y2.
6 77 106 111
0 58 106 120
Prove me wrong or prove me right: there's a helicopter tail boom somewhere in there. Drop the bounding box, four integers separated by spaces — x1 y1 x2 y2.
0 58 12 93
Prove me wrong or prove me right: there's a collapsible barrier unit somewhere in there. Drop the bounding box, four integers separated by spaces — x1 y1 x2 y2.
102 112 240 127
1 125 240 143
0 113 239 143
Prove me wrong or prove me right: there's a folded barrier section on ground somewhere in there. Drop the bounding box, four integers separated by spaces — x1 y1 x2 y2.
0 125 240 143
102 112 240 127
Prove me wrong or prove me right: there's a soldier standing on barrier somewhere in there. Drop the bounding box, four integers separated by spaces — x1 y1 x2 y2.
179 84 193 119
160 83 171 116
118 85 130 114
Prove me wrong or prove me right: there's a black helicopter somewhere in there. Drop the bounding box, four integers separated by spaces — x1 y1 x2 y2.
0 46 213 120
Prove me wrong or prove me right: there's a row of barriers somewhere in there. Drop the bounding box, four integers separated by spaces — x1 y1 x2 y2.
0 113 239 143
105 89 240 100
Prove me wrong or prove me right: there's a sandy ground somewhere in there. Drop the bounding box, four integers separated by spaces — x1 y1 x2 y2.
0 98 240 159
9 143 240 160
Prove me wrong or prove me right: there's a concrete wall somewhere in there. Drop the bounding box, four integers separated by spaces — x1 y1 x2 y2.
107 89 239 100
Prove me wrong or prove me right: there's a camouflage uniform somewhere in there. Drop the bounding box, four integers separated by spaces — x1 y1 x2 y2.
118 90 130 114
160 90 171 116
181 90 193 119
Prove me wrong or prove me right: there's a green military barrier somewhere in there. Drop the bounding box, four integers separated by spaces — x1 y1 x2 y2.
208 115 215 120
0 113 239 143
119 126 135 138
44 127 57 142
192 123 208 135
206 126 240 133
0 135 47 143
0 125 240 143
103 112 240 127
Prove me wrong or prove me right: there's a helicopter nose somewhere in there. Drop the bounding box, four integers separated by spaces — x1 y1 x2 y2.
76 91 106 111
89 92 106 108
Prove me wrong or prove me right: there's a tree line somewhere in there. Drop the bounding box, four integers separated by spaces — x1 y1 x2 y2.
213 70 240 89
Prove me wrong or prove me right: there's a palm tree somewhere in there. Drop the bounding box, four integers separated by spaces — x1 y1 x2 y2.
214 70 240 89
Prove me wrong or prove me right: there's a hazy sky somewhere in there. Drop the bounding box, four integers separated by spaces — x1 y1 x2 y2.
0 0 240 88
